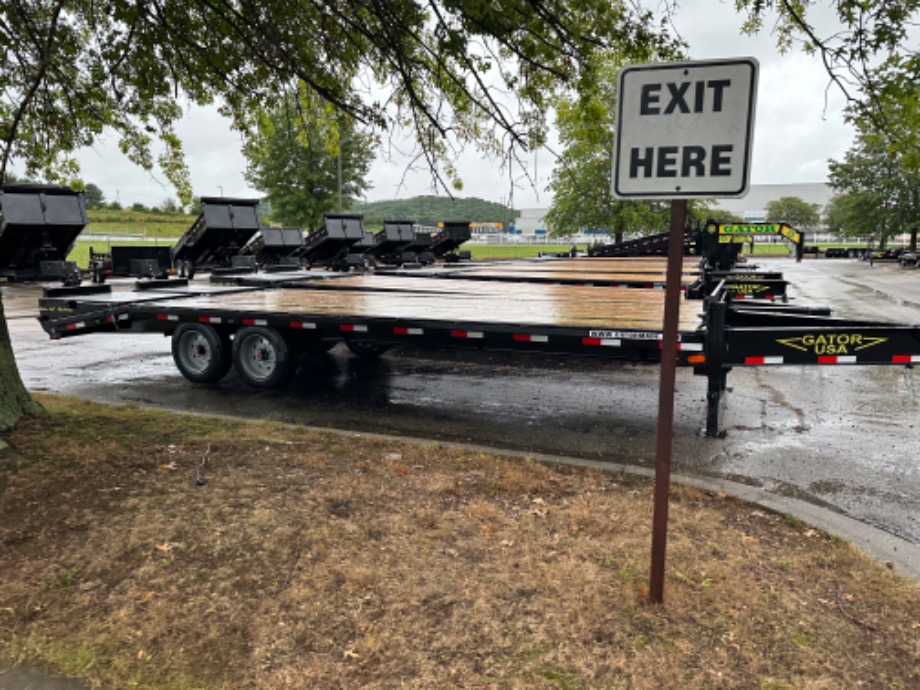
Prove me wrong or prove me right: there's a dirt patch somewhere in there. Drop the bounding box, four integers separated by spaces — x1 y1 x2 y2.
1 395 919 689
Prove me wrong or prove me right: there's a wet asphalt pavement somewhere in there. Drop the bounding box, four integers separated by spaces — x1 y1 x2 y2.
4 257 920 549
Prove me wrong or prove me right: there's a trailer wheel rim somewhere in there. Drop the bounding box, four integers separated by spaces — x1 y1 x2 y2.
236 332 280 382
177 330 215 375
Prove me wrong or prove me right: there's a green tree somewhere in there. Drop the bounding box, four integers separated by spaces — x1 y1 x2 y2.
765 196 821 231
829 126 920 248
735 1 919 161
81 183 105 209
823 193 878 239
544 51 674 241
244 87 375 230
0 0 679 432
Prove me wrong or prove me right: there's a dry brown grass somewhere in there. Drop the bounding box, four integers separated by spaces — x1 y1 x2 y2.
1 394 918 689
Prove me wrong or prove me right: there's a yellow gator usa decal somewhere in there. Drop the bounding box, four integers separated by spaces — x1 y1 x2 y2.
777 333 887 355
719 223 802 245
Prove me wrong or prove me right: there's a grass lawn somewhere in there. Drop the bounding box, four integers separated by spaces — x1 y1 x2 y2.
1 395 918 689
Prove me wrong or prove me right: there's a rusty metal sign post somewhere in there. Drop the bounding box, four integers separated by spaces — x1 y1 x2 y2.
612 58 758 603
649 198 687 603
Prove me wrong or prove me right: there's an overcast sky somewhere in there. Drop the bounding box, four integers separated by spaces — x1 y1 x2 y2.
72 2 854 210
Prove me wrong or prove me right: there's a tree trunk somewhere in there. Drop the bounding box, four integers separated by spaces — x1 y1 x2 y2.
0 292 43 432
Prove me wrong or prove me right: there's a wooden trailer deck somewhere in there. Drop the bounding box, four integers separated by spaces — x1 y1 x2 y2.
138 273 702 332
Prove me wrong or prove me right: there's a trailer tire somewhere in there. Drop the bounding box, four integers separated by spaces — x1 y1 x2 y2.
345 341 391 358
172 323 232 384
232 326 295 388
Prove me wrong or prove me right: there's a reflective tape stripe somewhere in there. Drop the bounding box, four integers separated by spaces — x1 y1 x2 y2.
513 333 549 343
242 318 267 326
582 337 621 347
394 326 423 335
339 324 368 332
744 356 784 365
157 314 178 321
817 355 858 364
451 330 484 339
198 316 222 324
290 321 317 330
893 355 920 363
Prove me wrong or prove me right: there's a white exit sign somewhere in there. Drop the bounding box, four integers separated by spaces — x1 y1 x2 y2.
612 58 759 199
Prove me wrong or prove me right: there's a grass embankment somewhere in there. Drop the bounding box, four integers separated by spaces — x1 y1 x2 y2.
1 396 918 689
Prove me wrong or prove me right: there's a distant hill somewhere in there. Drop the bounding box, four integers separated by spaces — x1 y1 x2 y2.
347 195 517 229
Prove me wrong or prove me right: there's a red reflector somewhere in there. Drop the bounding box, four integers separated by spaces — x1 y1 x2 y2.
582 337 601 346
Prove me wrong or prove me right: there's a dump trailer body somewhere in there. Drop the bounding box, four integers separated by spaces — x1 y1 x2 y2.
0 184 87 281
241 227 306 268
299 214 364 265
429 221 472 258
171 197 262 269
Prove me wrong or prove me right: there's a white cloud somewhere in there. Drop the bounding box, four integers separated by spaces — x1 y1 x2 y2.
72 1 858 210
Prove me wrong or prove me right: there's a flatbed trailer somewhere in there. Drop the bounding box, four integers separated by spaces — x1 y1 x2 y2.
32 248 920 437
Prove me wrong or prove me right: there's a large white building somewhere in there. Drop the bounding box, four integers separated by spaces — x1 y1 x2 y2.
513 182 835 235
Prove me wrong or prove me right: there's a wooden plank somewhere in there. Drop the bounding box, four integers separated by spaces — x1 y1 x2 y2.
147 277 702 332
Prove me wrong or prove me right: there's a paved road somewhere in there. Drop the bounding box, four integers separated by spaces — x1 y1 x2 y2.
5 257 920 548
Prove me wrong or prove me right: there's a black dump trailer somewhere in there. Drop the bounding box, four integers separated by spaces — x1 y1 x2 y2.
171 197 262 275
110 246 173 279
430 221 473 261
0 184 86 284
298 214 365 267
366 220 415 266
398 231 436 266
240 227 306 269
